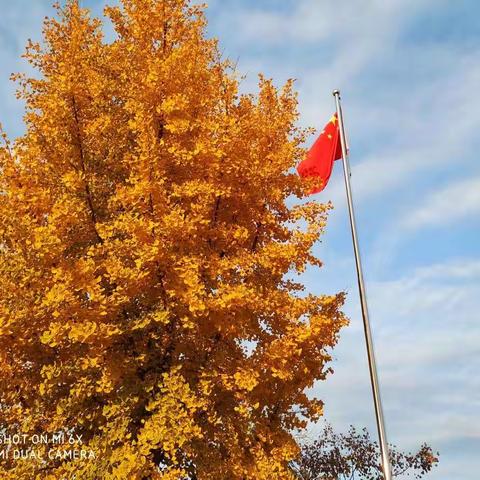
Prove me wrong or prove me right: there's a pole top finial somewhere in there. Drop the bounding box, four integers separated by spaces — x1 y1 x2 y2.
332 89 340 97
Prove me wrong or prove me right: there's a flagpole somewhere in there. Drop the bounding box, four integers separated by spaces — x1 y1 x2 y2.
333 89 392 480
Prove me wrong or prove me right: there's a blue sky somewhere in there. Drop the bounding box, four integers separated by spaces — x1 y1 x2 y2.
1 1 479 478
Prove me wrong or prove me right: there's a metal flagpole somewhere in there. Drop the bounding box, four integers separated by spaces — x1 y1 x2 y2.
333 89 392 480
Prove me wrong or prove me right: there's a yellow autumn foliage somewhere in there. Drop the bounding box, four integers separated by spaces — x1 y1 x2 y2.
0 0 347 478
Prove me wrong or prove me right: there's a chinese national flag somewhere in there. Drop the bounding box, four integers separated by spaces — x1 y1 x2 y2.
297 113 343 193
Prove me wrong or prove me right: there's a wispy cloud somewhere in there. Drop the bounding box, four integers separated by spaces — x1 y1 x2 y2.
400 176 480 230
313 257 480 478
211 0 480 212
316 48 480 211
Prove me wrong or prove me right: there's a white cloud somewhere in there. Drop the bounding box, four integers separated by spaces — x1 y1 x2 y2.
401 176 480 230
369 174 480 273
222 0 430 46
312 257 480 479
211 0 480 212
320 51 480 209
414 259 480 280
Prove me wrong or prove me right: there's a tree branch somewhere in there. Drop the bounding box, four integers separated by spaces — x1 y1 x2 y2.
71 96 103 244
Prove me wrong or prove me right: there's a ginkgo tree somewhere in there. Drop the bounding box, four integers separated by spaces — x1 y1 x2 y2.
0 1 347 478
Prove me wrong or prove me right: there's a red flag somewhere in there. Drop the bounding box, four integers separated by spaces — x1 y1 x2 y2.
297 113 342 193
